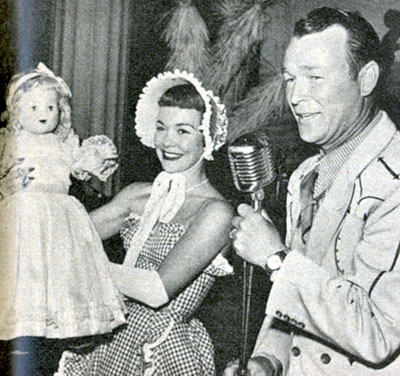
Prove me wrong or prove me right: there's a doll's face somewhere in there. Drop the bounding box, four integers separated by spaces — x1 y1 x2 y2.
18 86 59 134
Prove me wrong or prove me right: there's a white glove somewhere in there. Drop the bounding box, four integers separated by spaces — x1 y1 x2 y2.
109 263 169 308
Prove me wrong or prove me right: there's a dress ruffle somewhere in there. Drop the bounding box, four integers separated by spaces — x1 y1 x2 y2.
0 130 125 340
0 192 126 340
72 134 119 181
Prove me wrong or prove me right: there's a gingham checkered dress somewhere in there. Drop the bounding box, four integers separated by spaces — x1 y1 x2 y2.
58 214 232 375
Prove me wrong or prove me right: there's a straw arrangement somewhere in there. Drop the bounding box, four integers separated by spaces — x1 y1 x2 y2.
228 73 286 142
205 0 279 108
162 0 288 143
163 0 211 80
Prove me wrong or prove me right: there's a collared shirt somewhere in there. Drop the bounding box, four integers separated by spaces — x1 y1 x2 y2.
295 111 383 249
313 111 383 200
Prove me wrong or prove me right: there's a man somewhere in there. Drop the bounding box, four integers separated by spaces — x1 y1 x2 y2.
225 7 400 376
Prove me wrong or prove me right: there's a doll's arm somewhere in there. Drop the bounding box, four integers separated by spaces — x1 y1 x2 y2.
71 135 119 182
0 129 34 199
0 161 35 200
0 128 14 179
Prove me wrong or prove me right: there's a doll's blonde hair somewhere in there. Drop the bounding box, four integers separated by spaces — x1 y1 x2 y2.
5 67 72 140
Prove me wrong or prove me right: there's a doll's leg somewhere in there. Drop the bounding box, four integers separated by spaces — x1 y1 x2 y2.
1 337 76 375
10 337 40 376
8 337 62 376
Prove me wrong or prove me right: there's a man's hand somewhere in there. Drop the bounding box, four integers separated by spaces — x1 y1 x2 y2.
223 357 276 376
230 204 285 268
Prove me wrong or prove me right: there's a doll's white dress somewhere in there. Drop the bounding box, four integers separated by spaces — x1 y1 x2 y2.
0 129 126 340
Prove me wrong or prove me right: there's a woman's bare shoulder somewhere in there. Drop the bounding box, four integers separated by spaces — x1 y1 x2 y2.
203 196 234 217
191 196 234 229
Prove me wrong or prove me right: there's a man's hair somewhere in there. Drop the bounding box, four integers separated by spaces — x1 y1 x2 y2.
294 7 382 80
158 84 205 113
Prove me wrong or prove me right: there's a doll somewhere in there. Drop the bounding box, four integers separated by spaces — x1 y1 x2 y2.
0 63 126 345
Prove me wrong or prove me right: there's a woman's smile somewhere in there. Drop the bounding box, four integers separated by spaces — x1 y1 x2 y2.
161 151 184 160
154 106 204 173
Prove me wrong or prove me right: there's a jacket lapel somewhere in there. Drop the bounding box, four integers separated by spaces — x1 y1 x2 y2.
305 112 397 265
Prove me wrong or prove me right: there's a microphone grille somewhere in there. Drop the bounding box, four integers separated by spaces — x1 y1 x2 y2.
228 133 275 193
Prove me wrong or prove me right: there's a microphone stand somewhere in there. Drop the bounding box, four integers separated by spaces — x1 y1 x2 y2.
237 188 265 376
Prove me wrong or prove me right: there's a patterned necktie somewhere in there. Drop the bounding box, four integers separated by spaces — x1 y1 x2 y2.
297 167 319 247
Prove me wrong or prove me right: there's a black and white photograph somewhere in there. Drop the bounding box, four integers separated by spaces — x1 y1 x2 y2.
1 0 400 375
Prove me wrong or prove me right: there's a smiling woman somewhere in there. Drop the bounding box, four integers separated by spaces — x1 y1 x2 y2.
57 70 233 376
155 84 206 178
155 106 204 174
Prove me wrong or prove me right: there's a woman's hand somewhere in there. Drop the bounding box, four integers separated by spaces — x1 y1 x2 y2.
0 159 34 200
223 357 276 376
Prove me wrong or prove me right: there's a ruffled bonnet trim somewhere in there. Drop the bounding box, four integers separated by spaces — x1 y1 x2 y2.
135 69 228 160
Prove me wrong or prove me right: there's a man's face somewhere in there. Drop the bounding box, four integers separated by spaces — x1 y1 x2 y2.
283 25 364 151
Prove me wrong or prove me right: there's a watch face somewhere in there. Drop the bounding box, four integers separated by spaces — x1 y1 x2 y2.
267 254 283 271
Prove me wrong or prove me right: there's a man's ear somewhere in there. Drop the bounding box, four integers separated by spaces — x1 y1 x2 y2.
358 60 380 97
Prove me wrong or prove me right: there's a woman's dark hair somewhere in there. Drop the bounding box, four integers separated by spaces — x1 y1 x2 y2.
294 7 382 80
158 83 205 113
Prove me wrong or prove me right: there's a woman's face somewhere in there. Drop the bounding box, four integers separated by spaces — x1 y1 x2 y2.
154 106 204 173
18 86 59 134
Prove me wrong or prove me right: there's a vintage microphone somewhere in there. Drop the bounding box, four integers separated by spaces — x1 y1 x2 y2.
228 132 276 375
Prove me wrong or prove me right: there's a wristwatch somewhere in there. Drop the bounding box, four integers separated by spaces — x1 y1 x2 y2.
264 249 288 275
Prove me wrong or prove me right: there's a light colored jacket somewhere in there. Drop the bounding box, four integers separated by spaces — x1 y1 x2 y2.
253 111 400 375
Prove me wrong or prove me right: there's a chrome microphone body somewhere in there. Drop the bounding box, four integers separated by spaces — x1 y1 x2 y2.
228 133 275 195
228 133 276 376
